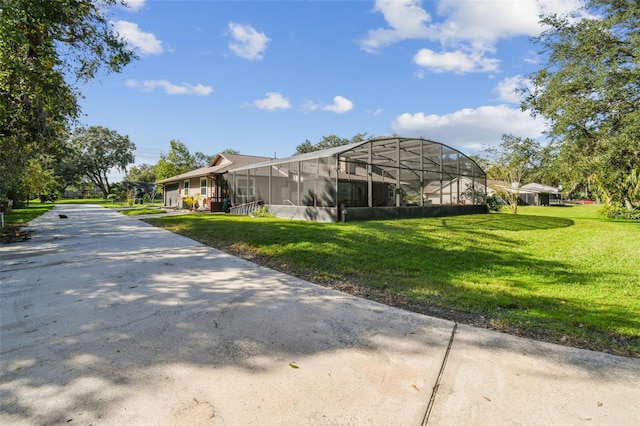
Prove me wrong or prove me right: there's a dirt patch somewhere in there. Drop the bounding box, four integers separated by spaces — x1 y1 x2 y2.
1 225 33 244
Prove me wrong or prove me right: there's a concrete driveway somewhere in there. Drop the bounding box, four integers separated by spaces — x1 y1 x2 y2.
1 204 639 425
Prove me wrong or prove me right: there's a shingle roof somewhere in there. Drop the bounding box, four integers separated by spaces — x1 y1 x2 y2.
156 153 272 184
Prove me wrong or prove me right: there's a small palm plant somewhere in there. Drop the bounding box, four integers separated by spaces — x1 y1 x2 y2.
182 194 201 211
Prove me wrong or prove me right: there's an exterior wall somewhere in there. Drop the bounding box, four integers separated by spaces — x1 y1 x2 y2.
268 205 338 222
263 204 486 222
339 204 487 222
162 177 206 210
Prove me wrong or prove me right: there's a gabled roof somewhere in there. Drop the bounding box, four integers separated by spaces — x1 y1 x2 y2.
487 181 561 195
521 182 561 194
156 153 272 184
228 142 369 172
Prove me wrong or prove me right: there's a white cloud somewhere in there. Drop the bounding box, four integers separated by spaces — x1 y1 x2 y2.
494 76 533 104
228 22 270 60
360 0 583 74
391 104 546 152
302 96 354 114
112 20 162 56
126 79 213 96
253 92 291 110
121 0 145 12
360 0 434 53
321 96 354 114
413 48 499 73
302 100 319 112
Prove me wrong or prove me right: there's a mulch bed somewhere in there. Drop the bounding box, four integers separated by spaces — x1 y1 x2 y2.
1 225 33 244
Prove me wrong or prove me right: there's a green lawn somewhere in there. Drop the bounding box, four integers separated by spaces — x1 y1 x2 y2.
2 203 55 224
118 207 167 216
145 205 640 357
56 198 161 208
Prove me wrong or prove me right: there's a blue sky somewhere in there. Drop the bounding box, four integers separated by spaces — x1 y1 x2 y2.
79 0 584 178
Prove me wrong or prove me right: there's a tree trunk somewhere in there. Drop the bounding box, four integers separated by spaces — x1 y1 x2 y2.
624 197 634 212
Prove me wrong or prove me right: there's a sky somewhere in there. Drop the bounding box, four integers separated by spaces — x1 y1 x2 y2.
78 0 585 179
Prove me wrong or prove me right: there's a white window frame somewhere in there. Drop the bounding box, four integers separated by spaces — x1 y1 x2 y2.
200 178 207 196
183 179 190 195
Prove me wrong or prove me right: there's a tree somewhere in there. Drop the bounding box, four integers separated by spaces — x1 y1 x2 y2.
522 0 640 211
125 164 158 183
155 140 213 181
24 158 57 201
156 140 195 181
193 151 214 168
0 0 136 198
221 148 240 155
294 133 369 155
68 126 136 198
486 134 543 214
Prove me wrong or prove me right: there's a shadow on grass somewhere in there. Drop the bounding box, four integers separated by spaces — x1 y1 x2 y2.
438 213 574 232
144 212 640 355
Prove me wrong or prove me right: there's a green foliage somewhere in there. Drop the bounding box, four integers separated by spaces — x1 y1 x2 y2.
598 205 640 220
67 126 136 198
523 0 640 211
486 134 543 214
156 140 212 181
118 207 167 216
486 195 505 212
125 163 158 183
126 189 135 207
182 194 200 211
0 0 136 198
3 204 54 225
251 205 273 218
294 133 370 155
221 148 240 155
24 157 57 197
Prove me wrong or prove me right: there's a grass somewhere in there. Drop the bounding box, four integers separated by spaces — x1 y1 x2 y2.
2 203 55 225
118 207 167 216
56 198 162 208
145 204 640 357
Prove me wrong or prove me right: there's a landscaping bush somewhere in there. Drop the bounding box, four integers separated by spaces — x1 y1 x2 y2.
599 205 640 220
251 205 273 218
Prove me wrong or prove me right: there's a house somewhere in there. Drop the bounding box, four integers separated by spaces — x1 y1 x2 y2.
486 180 563 206
227 137 487 222
156 153 272 211
519 183 563 206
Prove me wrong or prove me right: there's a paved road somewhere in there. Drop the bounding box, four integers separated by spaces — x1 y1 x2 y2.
1 204 639 425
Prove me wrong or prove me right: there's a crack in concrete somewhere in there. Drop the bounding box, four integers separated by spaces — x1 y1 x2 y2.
423 322 457 425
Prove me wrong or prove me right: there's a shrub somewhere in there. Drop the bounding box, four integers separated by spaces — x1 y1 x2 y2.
487 195 506 212
252 205 273 218
598 205 640 220
182 194 201 211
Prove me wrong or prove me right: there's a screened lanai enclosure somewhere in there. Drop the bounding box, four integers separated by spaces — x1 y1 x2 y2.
228 137 487 222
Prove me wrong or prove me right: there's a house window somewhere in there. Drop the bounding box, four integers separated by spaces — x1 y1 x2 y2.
183 180 190 195
200 178 207 196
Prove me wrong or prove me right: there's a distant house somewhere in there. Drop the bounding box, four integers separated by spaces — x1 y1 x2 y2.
156 153 271 211
487 180 562 206
519 183 563 206
122 181 157 203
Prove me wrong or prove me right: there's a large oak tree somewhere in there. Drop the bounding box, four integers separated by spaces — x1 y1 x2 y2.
68 126 135 198
0 0 136 198
523 0 640 210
